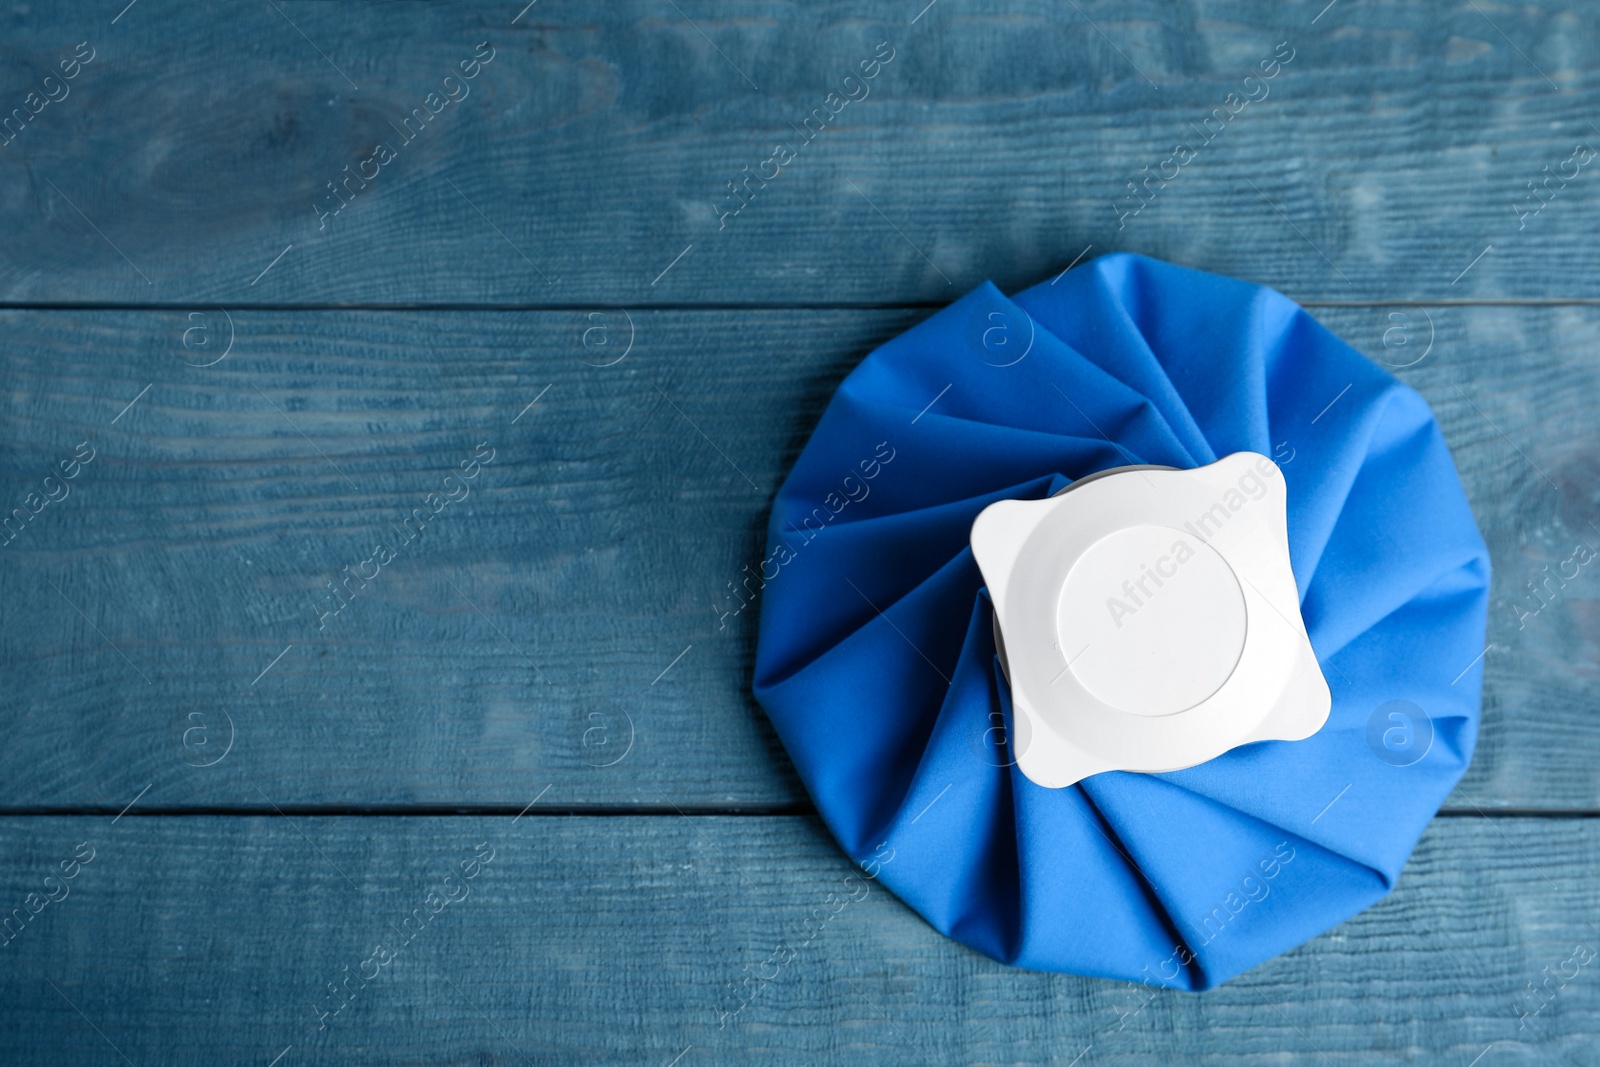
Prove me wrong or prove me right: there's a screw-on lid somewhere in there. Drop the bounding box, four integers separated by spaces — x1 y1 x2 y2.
971 452 1330 789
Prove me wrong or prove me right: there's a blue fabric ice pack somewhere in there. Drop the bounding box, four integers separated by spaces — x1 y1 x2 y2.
752 253 1490 989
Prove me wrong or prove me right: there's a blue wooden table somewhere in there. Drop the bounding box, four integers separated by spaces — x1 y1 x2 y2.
3 2 1599 1063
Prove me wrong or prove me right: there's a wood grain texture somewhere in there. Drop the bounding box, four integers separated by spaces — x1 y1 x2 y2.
1 1 1599 305
0 814 1595 1066
0 306 916 810
0 304 1593 809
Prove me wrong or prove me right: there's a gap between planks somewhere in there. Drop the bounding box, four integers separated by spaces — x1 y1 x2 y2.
0 806 1589 818
4 299 1600 313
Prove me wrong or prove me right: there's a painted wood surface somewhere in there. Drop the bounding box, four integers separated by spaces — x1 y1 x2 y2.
3 0 1598 1061
0 305 1592 810
0 2 1598 306
1 814 1596 1066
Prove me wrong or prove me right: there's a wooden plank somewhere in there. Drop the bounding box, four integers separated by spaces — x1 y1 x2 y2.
1 1 1599 305
0 307 914 810
0 813 1595 1065
0 304 1594 809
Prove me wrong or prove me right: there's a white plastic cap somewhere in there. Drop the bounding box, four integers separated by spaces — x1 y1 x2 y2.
970 452 1330 789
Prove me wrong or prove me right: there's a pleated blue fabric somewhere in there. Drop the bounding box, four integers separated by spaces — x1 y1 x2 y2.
752 253 1489 989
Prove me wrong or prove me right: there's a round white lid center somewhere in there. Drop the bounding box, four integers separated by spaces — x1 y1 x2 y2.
1054 524 1247 717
